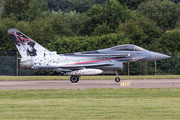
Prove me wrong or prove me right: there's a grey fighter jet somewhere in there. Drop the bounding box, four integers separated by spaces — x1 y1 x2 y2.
8 29 170 83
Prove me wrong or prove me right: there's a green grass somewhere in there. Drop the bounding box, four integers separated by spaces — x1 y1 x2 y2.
0 88 180 119
0 75 180 81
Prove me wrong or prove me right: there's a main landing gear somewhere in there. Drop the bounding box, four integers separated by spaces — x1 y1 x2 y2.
115 70 120 82
69 71 121 83
70 76 81 83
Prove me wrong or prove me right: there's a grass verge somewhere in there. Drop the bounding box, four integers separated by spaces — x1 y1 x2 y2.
0 88 180 119
0 75 180 81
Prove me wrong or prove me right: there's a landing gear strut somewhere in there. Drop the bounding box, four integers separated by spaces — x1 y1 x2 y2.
70 76 79 83
115 70 120 82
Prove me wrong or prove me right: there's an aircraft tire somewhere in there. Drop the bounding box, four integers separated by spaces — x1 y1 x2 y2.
70 76 79 83
115 77 120 82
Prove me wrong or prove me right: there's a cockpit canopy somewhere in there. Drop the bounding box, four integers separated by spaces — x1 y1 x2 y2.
111 44 146 51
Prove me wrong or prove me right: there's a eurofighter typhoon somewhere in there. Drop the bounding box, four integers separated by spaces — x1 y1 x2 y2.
8 29 170 83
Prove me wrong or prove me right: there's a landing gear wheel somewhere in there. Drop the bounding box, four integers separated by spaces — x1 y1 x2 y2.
70 76 79 83
115 77 120 82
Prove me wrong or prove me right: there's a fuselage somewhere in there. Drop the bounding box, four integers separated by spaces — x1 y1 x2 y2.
59 44 151 70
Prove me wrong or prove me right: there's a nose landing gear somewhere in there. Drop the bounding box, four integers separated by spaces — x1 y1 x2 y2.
115 70 120 82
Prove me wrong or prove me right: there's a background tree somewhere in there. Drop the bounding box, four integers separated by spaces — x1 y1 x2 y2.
46 0 108 12
0 17 16 52
116 17 163 47
1 0 32 21
91 21 113 36
92 0 108 4
137 0 180 31
0 0 4 13
46 0 69 11
171 0 180 3
50 10 85 37
116 19 147 45
174 16 180 29
0 7 2 13
27 0 48 22
0 0 3 13
160 29 180 52
68 0 92 13
81 0 133 35
1 0 47 22
118 0 147 10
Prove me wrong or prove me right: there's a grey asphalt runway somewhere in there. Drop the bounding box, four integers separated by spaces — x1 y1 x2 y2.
0 79 180 90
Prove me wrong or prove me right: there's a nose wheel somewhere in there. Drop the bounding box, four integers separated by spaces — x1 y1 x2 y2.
70 76 79 83
115 70 120 82
115 77 120 82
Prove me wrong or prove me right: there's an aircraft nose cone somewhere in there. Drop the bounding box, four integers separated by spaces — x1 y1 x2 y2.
150 52 171 61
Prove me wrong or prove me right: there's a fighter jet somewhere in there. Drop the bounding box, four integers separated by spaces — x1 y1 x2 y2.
8 29 171 83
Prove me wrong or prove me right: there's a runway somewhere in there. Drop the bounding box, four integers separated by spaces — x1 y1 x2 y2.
0 79 180 90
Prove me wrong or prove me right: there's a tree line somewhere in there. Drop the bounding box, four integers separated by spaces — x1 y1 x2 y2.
0 0 180 75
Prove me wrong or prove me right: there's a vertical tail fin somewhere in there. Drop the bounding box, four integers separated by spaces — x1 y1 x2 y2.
8 29 50 58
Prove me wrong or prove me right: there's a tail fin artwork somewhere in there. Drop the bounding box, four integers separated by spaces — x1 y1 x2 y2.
8 29 51 59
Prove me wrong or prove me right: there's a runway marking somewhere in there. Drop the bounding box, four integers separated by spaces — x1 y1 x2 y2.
120 81 132 86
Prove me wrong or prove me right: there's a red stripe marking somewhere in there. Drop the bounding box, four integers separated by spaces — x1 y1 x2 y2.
9 33 31 41
66 57 127 65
